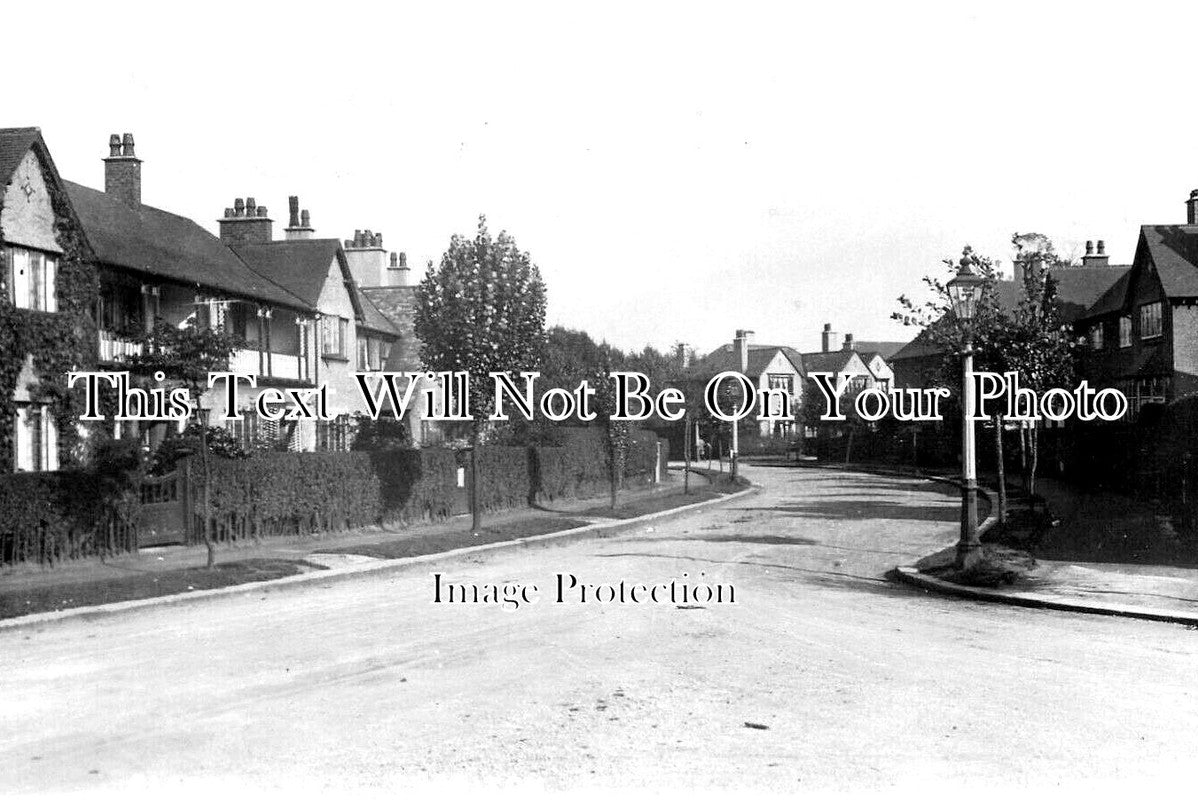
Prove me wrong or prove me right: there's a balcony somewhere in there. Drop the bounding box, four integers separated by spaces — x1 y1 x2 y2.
231 349 308 383
97 330 143 363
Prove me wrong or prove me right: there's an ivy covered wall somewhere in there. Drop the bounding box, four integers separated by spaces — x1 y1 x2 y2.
0 143 98 470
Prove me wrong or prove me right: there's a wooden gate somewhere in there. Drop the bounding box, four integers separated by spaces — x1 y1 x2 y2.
136 464 193 547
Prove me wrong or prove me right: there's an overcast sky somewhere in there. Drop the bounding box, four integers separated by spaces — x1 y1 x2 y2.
9 2 1198 355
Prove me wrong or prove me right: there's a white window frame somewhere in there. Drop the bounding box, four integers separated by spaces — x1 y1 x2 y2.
13 403 59 472
1140 302 1163 340
1090 324 1104 350
5 245 57 312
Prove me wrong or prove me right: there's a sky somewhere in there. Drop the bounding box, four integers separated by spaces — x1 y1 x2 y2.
9 1 1198 356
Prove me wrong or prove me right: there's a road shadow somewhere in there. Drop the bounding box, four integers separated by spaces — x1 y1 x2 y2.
649 534 819 546
728 500 957 523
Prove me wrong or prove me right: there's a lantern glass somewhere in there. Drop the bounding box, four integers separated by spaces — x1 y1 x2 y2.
947 267 985 322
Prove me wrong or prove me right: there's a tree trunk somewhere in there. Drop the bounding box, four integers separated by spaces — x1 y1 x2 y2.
994 414 1007 523
470 420 482 532
844 425 855 465
1028 424 1039 497
1019 424 1029 493
911 426 919 475
683 417 691 496
199 422 216 569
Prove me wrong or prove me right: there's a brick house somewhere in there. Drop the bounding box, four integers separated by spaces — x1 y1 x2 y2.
1075 197 1198 415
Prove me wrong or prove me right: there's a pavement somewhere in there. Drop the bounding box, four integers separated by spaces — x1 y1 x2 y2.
3 463 1197 794
879 467 1198 625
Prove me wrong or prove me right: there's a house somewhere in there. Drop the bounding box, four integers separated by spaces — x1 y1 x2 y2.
0 127 95 472
686 330 804 438
811 325 903 391
889 248 1129 389
227 200 404 448
1074 196 1198 415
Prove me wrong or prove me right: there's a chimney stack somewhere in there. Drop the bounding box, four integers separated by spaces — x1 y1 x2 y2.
284 195 315 240
733 329 754 373
821 323 841 353
1188 190 1198 225
843 333 854 351
103 131 142 206
1082 238 1111 268
387 251 413 286
343 227 389 286
218 197 274 245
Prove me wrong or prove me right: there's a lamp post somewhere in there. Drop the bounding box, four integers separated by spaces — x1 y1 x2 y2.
947 249 986 569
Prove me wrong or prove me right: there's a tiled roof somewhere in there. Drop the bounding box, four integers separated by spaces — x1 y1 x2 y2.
849 341 906 359
1139 224 1198 298
0 127 42 188
63 180 307 310
689 344 802 378
1080 270 1134 319
356 288 401 337
799 350 864 374
231 239 342 308
995 266 1130 323
361 286 421 369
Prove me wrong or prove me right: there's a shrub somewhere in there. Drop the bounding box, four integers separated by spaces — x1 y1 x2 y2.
0 471 134 566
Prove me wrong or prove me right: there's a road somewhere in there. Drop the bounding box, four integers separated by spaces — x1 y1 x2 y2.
2 464 1196 795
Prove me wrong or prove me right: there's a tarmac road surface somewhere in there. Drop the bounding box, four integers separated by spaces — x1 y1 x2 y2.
2 464 1196 795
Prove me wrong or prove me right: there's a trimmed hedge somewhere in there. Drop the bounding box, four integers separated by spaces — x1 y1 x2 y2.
0 471 135 566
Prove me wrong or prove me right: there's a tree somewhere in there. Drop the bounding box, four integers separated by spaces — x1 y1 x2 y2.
592 354 631 509
1006 233 1078 496
414 216 548 531
894 246 1012 519
129 320 243 568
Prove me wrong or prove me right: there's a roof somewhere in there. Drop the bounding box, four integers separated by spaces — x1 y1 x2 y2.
848 341 906 360
356 288 401 336
0 127 42 188
799 349 865 374
689 343 803 378
1081 269 1134 319
995 265 1130 323
63 180 307 310
889 329 941 362
361 285 422 370
1140 224 1198 298
231 239 342 308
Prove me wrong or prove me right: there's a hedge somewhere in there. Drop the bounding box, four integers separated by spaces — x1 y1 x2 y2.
0 471 136 566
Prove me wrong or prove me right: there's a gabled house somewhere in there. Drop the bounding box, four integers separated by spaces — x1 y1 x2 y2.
687 330 804 438
1075 198 1198 414
229 206 403 449
1 127 94 472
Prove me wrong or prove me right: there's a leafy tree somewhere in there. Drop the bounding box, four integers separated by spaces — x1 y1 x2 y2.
128 320 243 568
1006 233 1078 495
415 216 547 531
591 354 632 509
894 246 1013 518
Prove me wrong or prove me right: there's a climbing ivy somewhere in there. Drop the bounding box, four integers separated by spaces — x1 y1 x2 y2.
0 146 99 470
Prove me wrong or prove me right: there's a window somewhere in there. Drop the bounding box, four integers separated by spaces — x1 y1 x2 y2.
1140 302 1163 339
1089 324 1104 350
1119 316 1132 348
357 336 370 370
13 404 58 472
321 317 348 358
4 245 57 312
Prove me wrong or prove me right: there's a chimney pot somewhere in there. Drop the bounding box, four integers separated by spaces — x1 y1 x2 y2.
257 206 268 217
301 209 310 227
234 198 245 216
400 252 407 268
390 252 398 267
121 133 136 158
1085 240 1094 255
224 207 233 218
843 333 854 351
1188 190 1198 225
1097 240 1106 255
288 196 300 227
108 134 122 157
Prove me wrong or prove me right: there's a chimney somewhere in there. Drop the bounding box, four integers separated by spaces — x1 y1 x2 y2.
284 195 316 240
387 251 413 287
103 132 142 206
733 329 754 373
344 228 389 286
843 333 855 351
218 197 274 245
821 323 841 353
1082 238 1110 268
1188 190 1198 225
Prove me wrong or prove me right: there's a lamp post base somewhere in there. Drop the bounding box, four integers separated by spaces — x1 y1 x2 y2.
955 479 981 569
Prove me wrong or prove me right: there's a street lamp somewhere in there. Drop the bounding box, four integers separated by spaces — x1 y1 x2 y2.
946 248 986 569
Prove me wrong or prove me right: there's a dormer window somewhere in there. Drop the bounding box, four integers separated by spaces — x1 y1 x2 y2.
3 245 57 312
